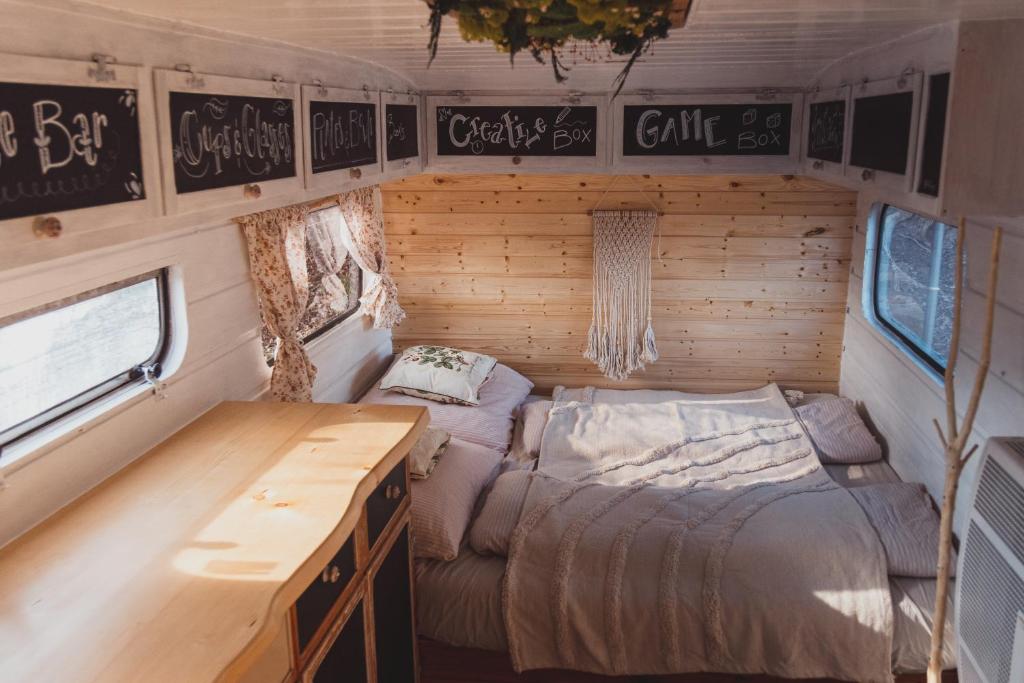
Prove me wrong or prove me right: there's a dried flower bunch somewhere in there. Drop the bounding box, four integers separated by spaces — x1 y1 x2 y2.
426 0 681 94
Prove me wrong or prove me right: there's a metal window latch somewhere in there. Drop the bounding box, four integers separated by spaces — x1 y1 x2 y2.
271 74 288 96
313 78 328 97
140 364 167 400
89 54 117 83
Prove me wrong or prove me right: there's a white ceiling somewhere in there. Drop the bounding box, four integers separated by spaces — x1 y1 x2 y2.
80 0 1024 92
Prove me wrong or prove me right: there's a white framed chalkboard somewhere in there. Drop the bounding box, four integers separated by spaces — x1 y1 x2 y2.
802 85 850 180
301 84 381 191
845 73 922 192
0 54 160 241
612 93 802 172
426 95 607 171
153 69 303 215
382 90 423 176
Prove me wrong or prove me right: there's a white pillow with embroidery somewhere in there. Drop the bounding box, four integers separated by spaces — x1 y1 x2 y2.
380 345 497 406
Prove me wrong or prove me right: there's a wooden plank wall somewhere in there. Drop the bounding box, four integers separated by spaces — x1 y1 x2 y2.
380 174 857 394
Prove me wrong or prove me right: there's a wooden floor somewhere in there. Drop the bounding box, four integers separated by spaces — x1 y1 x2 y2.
419 638 957 683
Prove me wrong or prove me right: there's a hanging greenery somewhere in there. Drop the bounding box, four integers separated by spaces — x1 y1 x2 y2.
426 0 684 95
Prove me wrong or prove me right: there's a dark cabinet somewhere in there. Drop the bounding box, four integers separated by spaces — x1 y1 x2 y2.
372 526 416 683
296 535 358 653
366 460 407 550
311 599 367 683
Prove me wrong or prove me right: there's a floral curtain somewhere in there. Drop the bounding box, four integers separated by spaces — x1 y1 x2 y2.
237 204 317 401
336 186 406 329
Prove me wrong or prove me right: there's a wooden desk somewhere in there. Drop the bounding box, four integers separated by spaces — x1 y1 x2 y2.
0 401 428 683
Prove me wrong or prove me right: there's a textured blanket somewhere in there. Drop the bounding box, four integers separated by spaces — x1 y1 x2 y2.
502 385 893 682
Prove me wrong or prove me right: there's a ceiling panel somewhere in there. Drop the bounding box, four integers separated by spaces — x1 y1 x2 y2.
78 0 1024 91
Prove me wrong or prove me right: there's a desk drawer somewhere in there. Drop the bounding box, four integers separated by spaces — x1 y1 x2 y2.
295 534 356 653
366 459 406 550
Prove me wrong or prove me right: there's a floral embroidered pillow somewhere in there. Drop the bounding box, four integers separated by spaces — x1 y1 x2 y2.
380 345 497 406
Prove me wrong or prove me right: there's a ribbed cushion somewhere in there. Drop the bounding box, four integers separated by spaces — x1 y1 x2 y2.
850 483 953 578
795 396 882 464
469 470 532 557
361 363 533 452
410 438 502 561
509 400 552 462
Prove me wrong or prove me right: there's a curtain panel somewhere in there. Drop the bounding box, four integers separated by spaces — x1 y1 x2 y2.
237 204 317 402
336 185 406 330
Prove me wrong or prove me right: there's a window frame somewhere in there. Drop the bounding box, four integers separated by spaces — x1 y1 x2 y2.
0 269 172 452
861 202 958 382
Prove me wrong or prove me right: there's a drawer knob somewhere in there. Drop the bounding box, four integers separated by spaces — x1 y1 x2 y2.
349 167 362 179
861 168 875 182
322 565 342 584
385 484 402 500
811 160 824 170
33 216 63 239
243 183 262 199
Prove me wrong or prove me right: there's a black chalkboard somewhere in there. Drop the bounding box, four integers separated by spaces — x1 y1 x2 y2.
850 91 914 175
436 105 597 156
169 92 296 194
386 104 419 161
308 100 376 174
0 82 145 221
807 100 846 163
622 103 792 156
917 73 950 197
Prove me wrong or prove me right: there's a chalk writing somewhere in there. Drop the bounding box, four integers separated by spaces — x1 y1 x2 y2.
807 100 845 163
386 103 419 161
623 103 792 156
309 100 376 173
435 105 597 157
0 82 145 220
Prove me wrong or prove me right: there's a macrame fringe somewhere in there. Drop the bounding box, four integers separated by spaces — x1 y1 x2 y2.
584 210 659 381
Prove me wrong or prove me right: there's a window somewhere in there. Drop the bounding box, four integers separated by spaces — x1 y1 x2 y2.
260 206 362 363
863 204 959 377
0 270 171 451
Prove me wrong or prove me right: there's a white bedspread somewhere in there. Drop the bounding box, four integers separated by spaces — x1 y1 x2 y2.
502 384 894 682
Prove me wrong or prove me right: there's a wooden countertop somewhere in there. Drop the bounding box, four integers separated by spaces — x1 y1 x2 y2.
0 401 428 683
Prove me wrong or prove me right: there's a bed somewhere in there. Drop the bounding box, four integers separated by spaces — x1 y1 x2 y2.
361 374 956 682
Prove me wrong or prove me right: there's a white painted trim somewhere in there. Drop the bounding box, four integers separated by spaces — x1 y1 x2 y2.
301 84 382 192
844 72 923 192
611 92 803 173
802 85 851 181
153 69 305 216
0 54 162 245
425 94 609 172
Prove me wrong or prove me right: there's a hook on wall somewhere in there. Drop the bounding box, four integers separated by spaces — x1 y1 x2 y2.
89 54 117 83
175 63 205 89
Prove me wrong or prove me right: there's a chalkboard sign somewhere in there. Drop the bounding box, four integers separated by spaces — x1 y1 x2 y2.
850 91 914 175
436 105 597 156
308 100 376 174
807 100 846 163
169 92 296 194
622 103 792 156
0 82 145 221
386 104 419 161
917 73 950 197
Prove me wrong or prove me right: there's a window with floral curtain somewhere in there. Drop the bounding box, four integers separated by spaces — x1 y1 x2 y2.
260 206 362 364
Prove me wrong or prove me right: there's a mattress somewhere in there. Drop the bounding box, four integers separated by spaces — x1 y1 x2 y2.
415 460 958 674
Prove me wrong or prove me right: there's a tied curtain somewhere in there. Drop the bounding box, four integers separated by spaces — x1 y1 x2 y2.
238 204 317 402
306 207 352 313
584 209 659 381
336 186 406 330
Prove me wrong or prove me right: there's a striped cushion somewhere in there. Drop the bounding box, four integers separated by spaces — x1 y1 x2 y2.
410 439 502 561
469 470 532 557
850 483 953 578
795 396 882 464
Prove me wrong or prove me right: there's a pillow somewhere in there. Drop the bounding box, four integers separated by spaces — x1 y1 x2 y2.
380 345 497 406
795 396 882 464
469 470 532 556
409 427 450 479
849 483 952 578
410 438 503 561
361 363 533 452
509 400 552 462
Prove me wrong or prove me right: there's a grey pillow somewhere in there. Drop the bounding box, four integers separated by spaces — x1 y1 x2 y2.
850 483 953 578
469 470 532 557
509 400 552 462
410 438 502 561
795 396 882 464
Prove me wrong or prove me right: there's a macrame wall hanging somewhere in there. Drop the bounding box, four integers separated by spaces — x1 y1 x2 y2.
584 178 661 381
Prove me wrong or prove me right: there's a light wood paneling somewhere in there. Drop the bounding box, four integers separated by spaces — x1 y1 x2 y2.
382 173 856 394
